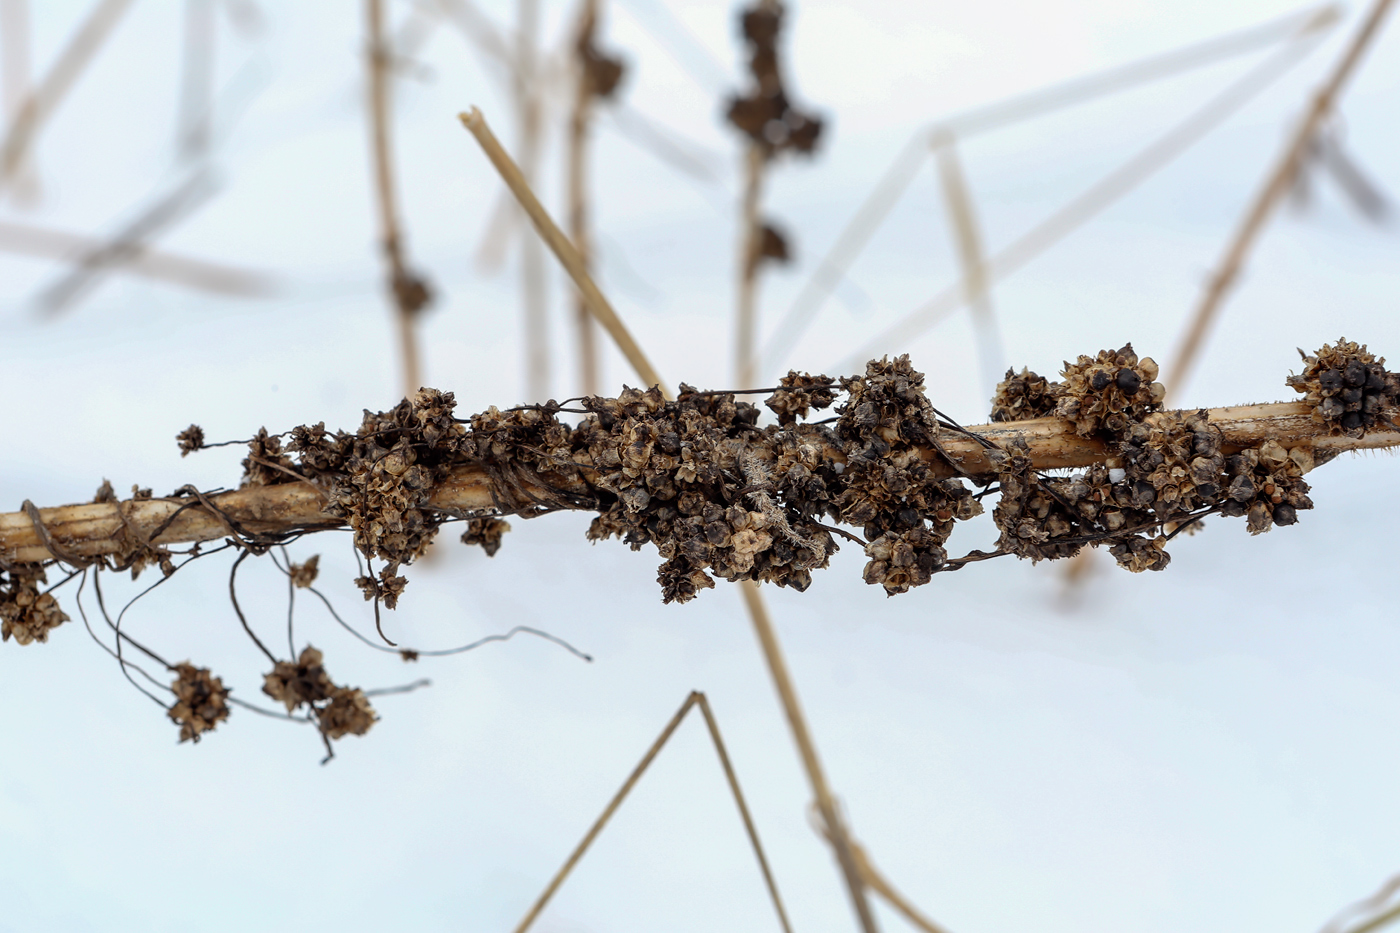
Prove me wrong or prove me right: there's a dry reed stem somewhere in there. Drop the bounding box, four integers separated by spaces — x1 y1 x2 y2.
737 143 766 389
0 0 133 188
742 580 881 933
567 0 601 397
367 0 425 398
515 0 550 402
0 218 274 296
0 0 37 201
176 0 214 161
933 131 1001 396
840 30 1327 373
460 107 670 397
512 691 791 933
1165 0 1395 400
815 827 953 933
763 5 1339 373
0 398 1388 570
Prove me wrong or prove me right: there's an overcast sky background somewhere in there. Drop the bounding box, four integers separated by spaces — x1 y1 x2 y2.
1 1 1399 931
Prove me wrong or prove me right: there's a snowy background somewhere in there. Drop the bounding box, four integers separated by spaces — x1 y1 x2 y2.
1 0 1399 931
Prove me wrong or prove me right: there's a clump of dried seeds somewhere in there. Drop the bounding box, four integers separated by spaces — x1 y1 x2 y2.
168 663 230 743
1287 338 1400 437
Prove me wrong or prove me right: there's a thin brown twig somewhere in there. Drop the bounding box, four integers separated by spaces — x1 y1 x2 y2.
516 0 549 402
741 580 881 933
737 142 766 389
933 130 1001 396
567 0 601 396
1165 0 1395 400
695 691 796 933
459 107 670 397
515 690 789 932
366 0 429 398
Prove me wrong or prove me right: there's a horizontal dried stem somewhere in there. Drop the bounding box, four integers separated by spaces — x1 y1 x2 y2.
0 401 1391 565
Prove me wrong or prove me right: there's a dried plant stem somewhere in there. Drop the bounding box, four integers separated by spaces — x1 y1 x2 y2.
512 691 791 933
742 580 881 933
515 0 550 402
815 829 952 933
0 0 133 189
460 107 670 397
736 144 766 389
567 0 601 397
176 0 214 161
933 131 1001 397
2 400 1392 564
1166 0 1395 400
0 218 273 296
366 0 423 397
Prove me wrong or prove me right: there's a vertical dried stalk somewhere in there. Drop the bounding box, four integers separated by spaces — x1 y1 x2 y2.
0 0 133 191
460 108 669 397
933 130 1001 398
567 0 601 396
0 0 36 200
176 0 215 161
1166 0 1395 400
366 0 428 397
736 143 766 388
741 580 881 933
515 0 550 402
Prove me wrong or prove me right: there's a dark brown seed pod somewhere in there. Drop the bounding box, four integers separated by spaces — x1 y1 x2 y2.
176 424 205 457
317 687 377 740
461 517 511 557
1287 339 1400 437
262 646 336 713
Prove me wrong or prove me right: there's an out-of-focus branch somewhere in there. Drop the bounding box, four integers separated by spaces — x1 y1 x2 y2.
366 0 433 398
0 0 134 189
1166 0 1394 400
0 218 275 297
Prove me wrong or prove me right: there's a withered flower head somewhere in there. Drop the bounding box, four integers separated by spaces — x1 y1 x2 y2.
0 565 69 646
1053 345 1164 437
92 479 118 503
1287 339 1399 437
765 371 836 425
262 646 334 713
317 687 377 740
176 424 205 457
241 427 300 487
168 663 230 743
990 368 1057 422
288 555 319 589
461 517 511 557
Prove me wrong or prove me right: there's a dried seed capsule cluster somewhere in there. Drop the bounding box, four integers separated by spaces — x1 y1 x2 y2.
0 565 69 645
1053 345 1165 437
168 663 230 743
461 517 511 557
1287 338 1400 437
725 2 822 157
990 367 1056 422
837 356 982 594
764 371 837 425
262 646 377 740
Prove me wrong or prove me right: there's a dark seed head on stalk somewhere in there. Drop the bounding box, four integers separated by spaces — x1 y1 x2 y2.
1288 339 1400 437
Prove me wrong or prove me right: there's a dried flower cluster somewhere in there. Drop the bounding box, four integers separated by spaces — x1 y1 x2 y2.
263 646 377 740
0 564 69 645
1287 338 1400 437
168 663 230 743
990 367 1056 422
461 517 510 556
835 357 983 594
726 2 822 157
1053 345 1166 437
764 371 836 425
289 555 320 589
